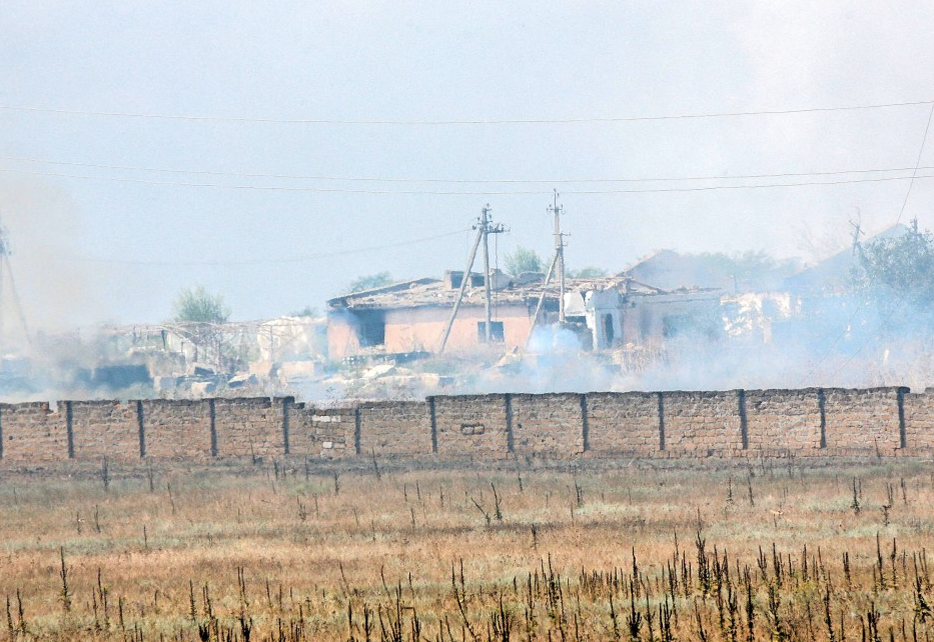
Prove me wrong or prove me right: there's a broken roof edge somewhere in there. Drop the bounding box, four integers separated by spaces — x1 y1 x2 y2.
327 299 545 314
327 277 441 308
615 248 677 276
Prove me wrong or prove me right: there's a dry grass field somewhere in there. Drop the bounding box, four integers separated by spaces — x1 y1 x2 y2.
3 456 934 641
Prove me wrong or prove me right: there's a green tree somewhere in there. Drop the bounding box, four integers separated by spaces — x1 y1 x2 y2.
348 271 394 293
567 266 608 278
290 305 319 317
855 227 934 307
504 247 544 275
172 285 230 324
694 250 798 284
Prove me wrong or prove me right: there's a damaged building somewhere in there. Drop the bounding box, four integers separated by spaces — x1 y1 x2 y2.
327 270 552 360
564 283 722 350
327 269 722 361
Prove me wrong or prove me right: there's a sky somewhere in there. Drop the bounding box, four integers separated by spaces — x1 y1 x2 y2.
3 2 934 329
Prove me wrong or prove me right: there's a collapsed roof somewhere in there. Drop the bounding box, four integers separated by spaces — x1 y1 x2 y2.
327 270 716 312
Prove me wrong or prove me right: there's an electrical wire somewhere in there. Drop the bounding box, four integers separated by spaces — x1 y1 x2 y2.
5 154 934 185
1 99 931 125
807 103 934 385
2 166 933 195
52 228 471 267
895 102 934 225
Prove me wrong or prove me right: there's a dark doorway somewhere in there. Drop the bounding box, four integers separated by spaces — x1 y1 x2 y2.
355 310 386 347
603 314 615 345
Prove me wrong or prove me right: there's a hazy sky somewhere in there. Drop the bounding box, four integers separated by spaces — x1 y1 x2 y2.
3 2 934 328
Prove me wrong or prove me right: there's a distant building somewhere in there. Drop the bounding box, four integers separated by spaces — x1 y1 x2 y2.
326 271 553 360
620 249 736 291
327 269 723 361
621 248 795 293
104 316 328 376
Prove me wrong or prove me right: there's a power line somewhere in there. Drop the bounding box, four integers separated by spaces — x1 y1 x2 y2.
0 99 931 125
806 103 934 385
3 166 934 195
50 228 471 267
895 102 934 225
5 154 934 185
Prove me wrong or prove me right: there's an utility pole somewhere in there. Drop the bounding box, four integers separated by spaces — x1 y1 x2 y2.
849 219 864 257
438 205 505 352
525 191 569 346
548 190 567 323
439 228 483 353
525 251 559 347
479 204 506 342
0 223 30 373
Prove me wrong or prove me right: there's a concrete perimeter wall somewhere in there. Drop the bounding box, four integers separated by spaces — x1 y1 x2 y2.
3 386 934 462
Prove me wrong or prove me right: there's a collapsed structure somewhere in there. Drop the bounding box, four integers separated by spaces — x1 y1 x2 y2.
326 269 721 361
0 216 908 398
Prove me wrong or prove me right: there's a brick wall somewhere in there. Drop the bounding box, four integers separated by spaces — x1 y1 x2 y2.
431 394 510 459
0 402 69 461
745 388 822 452
142 399 212 459
823 387 905 453
661 390 744 453
311 407 356 458
0 387 928 463
585 392 661 455
286 401 315 456
213 397 286 458
358 401 433 456
905 390 934 450
510 393 584 457
70 400 141 460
